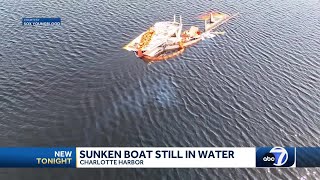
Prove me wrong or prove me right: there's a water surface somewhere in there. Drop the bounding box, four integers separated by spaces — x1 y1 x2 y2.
0 0 319 179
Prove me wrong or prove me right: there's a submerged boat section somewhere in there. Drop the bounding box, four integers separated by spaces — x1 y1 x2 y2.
123 11 238 62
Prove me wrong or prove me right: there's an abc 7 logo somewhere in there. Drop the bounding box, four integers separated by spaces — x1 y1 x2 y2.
262 147 289 167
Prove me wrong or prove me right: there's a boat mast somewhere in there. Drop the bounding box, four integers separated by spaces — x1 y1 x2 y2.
177 15 182 39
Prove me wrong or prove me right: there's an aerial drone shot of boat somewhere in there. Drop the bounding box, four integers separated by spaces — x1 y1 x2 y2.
123 11 239 62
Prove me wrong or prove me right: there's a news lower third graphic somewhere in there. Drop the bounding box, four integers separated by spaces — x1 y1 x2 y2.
22 18 61 26
0 147 319 168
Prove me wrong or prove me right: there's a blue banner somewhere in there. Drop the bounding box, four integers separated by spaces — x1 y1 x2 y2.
296 147 320 167
0 148 76 168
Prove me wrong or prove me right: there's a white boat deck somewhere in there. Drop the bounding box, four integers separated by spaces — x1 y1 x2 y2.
123 21 181 52
143 22 180 51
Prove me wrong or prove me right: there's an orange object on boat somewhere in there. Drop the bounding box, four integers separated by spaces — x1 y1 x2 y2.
199 11 223 20
137 49 144 57
138 28 155 50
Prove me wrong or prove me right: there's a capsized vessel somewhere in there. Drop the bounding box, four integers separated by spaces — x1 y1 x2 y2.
123 12 238 61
